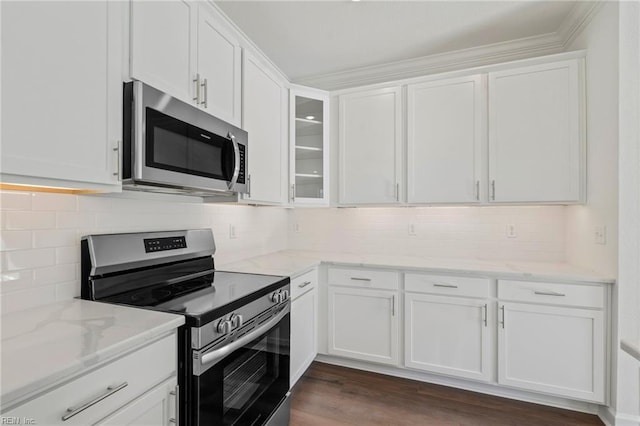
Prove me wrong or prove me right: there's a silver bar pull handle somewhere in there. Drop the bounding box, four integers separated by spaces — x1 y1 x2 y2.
292 184 296 202
491 180 496 201
113 141 121 178
475 180 480 201
201 78 208 108
246 174 251 197
193 73 201 104
482 304 488 327
62 382 128 421
391 294 395 316
298 281 312 289
534 290 566 297
500 305 505 328
395 183 400 201
169 385 179 424
433 283 458 289
350 277 372 282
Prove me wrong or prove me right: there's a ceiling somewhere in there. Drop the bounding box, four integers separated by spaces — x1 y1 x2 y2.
216 1 582 86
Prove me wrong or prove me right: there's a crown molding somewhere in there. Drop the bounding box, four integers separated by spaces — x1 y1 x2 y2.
294 1 604 91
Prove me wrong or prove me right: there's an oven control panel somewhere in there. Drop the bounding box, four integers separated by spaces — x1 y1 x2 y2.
144 236 187 253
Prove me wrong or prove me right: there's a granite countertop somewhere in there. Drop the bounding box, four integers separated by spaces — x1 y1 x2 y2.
218 250 615 285
0 299 184 410
621 339 640 363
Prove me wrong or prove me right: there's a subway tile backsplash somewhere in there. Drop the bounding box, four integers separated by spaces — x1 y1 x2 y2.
0 191 566 314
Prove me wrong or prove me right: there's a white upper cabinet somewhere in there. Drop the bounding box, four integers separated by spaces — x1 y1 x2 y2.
130 0 197 104
130 1 242 126
339 87 402 205
242 53 288 204
407 75 485 203
488 60 583 203
1 1 123 191
197 6 242 126
289 86 330 206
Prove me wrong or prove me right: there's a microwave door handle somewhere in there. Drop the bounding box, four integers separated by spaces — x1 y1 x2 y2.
227 132 240 191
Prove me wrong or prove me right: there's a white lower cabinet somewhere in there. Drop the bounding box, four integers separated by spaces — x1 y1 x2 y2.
328 286 399 365
498 302 605 403
405 293 491 382
3 334 178 425
290 270 318 387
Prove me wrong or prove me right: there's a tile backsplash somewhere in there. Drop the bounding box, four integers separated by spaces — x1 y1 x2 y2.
0 191 289 313
288 206 566 262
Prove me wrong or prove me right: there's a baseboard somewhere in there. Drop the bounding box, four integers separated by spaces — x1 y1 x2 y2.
599 406 640 426
315 354 602 415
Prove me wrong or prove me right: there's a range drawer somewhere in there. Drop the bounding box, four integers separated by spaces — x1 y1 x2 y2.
291 268 317 300
328 266 399 290
405 273 490 298
498 280 605 309
4 334 176 425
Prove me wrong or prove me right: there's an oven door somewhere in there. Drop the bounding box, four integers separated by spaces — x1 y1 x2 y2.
192 306 290 426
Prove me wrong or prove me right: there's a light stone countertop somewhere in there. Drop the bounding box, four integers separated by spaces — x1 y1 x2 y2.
218 250 615 285
621 339 640 363
0 299 184 411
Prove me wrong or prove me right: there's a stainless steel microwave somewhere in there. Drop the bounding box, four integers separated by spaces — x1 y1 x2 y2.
123 81 248 196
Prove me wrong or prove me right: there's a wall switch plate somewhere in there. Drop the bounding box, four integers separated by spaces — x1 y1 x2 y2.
408 223 417 236
595 226 607 245
229 224 237 239
506 224 517 238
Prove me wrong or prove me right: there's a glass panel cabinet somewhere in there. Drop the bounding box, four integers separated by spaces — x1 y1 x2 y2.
289 86 329 205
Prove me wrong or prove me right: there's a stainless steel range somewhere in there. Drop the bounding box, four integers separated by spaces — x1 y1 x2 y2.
81 229 291 426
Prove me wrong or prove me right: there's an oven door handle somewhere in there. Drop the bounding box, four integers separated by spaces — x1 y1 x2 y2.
196 306 289 375
227 132 240 191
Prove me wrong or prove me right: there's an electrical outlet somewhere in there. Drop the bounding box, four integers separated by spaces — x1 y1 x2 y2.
294 223 301 233
595 226 607 245
229 224 237 239
408 223 417 236
506 224 517 238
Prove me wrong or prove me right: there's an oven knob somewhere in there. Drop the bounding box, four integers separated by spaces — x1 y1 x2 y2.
281 290 289 301
216 319 232 334
230 313 243 329
270 292 281 303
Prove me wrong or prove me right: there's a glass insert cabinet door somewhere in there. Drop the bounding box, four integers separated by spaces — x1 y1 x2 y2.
289 87 329 205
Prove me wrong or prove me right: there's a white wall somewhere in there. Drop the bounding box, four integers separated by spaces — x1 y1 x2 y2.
0 191 289 314
289 206 566 262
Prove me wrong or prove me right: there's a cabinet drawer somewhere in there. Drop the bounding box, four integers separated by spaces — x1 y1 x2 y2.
498 280 605 308
328 267 399 290
405 273 490 298
291 269 317 300
5 334 176 425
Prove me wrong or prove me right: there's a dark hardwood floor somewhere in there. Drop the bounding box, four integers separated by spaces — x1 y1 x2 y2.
290 362 604 426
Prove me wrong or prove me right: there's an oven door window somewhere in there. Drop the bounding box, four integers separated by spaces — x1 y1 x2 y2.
145 107 235 181
194 314 290 426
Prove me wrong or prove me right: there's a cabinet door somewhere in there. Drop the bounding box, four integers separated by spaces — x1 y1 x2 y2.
130 0 197 105
291 287 317 387
488 60 583 203
197 5 242 126
407 76 485 203
405 294 490 382
498 302 605 402
328 287 399 365
339 87 402 205
1 1 122 190
97 378 178 426
290 86 330 206
242 53 287 204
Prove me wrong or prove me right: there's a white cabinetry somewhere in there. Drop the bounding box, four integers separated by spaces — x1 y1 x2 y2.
131 1 242 126
242 52 288 204
290 269 318 387
3 334 178 425
497 280 606 403
327 267 399 365
338 87 402 205
404 274 491 382
407 75 485 203
1 1 123 191
488 60 583 203
290 86 330 206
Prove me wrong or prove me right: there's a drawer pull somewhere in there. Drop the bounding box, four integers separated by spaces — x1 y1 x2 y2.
534 290 566 297
482 304 487 327
350 277 372 282
169 385 179 424
298 281 312 289
62 382 128 421
433 283 458 289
